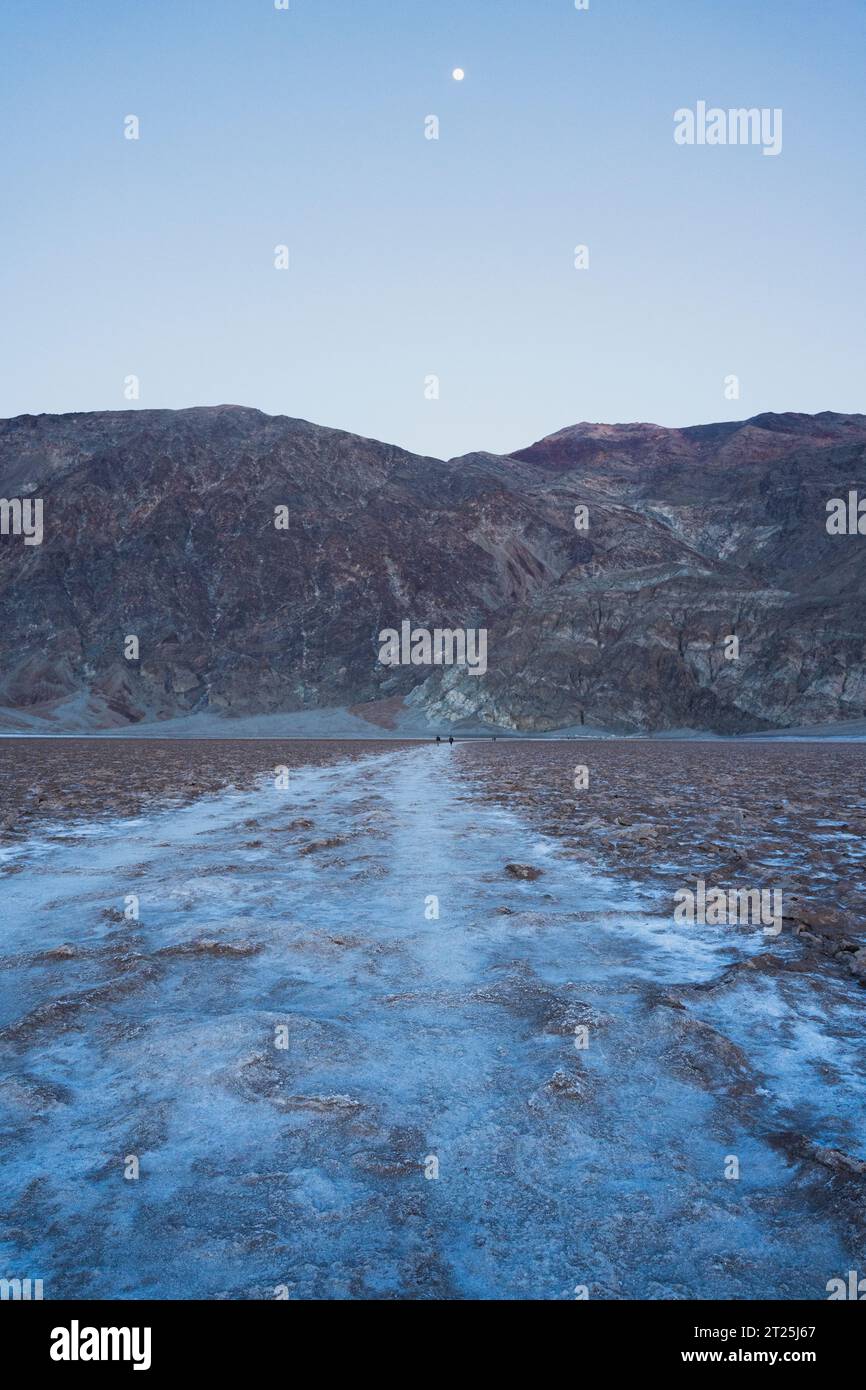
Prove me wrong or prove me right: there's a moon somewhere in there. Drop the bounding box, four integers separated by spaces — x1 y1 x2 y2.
452 68 465 81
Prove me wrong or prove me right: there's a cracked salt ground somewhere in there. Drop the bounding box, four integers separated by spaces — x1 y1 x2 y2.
1 746 863 1299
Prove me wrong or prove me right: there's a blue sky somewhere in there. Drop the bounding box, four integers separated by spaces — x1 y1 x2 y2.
0 0 863 457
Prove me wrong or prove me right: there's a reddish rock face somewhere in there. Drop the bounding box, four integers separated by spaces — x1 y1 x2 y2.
1 405 865 733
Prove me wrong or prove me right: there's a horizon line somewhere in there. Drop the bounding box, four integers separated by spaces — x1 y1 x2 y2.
2 403 865 465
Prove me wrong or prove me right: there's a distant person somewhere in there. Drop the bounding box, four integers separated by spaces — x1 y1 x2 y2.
435 735 441 744
449 735 454 746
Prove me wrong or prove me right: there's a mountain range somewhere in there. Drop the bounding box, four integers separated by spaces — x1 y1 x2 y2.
1 405 865 734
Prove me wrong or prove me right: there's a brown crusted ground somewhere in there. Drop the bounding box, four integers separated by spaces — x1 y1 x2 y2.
457 739 866 980
0 738 416 841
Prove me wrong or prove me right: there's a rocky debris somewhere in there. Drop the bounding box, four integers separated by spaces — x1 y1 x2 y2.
493 908 555 931
350 859 389 882
542 997 609 1035
351 1125 427 1178
504 863 544 881
847 948 866 982
702 853 761 885
157 937 262 958
226 1021 358 1110
665 953 815 1001
0 1073 73 1114
769 1131 866 1181
612 823 659 843
781 896 865 974
472 963 607 1041
783 898 855 939
648 988 688 1010
541 1066 588 1101
0 962 161 1044
299 836 349 856
39 943 78 961
811 1146 866 1179
527 1065 591 1109
278 1093 364 1116
656 1006 758 1098
763 1132 866 1240
228 1051 294 1110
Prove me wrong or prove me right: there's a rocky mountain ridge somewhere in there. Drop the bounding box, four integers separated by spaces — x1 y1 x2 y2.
1 406 865 733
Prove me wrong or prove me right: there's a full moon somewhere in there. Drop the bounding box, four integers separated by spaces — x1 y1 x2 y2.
452 68 465 81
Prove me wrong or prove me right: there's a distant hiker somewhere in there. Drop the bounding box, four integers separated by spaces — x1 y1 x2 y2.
449 735 454 746
435 735 441 744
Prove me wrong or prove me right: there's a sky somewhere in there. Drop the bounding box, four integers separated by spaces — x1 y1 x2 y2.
0 0 864 459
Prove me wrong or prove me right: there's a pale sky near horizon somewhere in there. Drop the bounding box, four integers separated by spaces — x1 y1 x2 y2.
0 0 864 459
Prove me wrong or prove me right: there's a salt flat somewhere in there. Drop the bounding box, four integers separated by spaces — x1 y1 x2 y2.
0 741 863 1299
